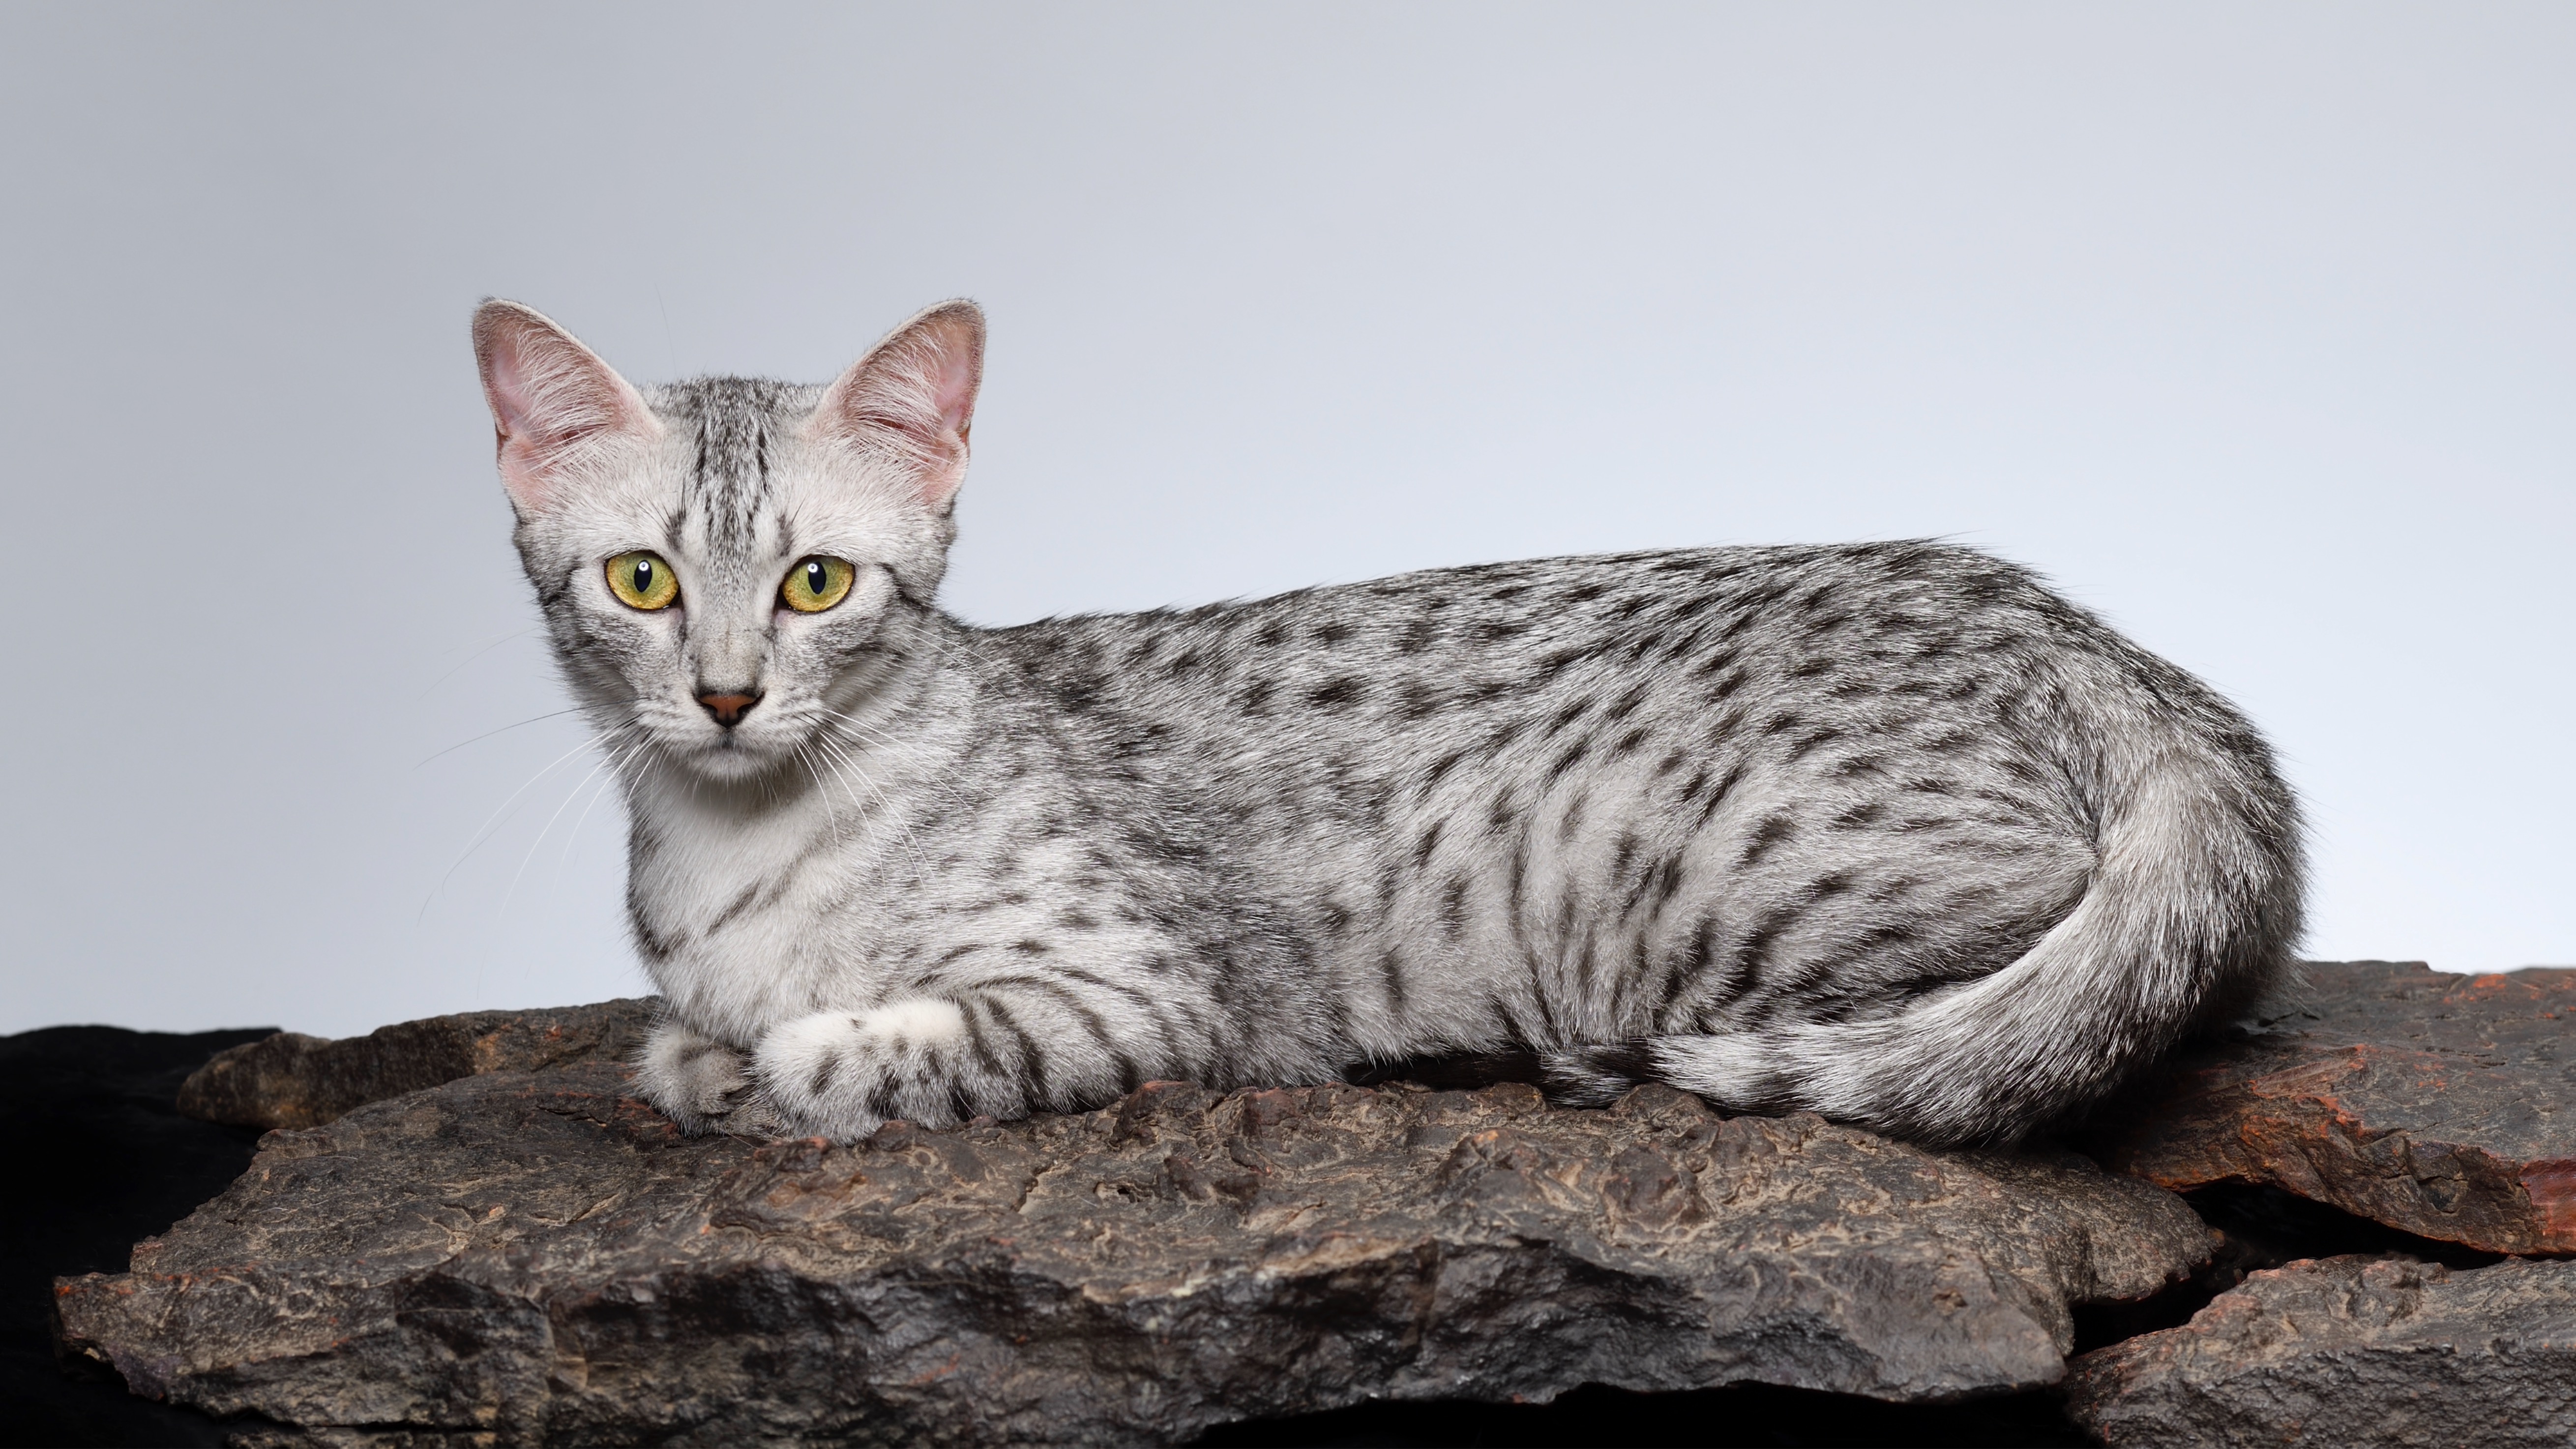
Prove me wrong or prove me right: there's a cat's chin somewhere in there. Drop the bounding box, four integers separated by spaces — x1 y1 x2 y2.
673 735 792 786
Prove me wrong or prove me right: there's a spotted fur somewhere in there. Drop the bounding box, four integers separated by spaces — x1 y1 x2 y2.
472 297 2303 1147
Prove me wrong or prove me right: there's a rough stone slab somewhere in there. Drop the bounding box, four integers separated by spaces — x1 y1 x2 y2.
59 1062 2209 1448
2083 961 2576 1254
175 999 658 1130
2064 1253 2576 1447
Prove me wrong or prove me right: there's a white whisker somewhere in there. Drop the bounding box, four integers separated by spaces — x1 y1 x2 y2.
557 734 652 878
415 707 589 768
504 733 650 910
810 731 932 887
420 718 640 925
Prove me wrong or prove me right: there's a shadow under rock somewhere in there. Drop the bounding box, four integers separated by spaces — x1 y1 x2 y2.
2066 1180 2510 1357
0 1023 275 1449
1193 1380 2095 1448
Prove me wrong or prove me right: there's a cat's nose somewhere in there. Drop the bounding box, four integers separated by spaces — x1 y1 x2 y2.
696 691 762 728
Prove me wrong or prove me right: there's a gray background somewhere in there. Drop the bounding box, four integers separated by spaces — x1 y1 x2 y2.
2 3 2566 1037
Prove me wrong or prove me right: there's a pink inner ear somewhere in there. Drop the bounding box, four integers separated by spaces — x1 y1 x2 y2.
483 338 545 443
474 302 654 513
926 326 980 440
811 303 985 510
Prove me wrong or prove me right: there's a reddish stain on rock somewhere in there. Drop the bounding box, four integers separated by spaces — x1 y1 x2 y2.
2082 961 2576 1254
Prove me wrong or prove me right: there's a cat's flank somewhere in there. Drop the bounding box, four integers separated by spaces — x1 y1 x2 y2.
471 297 2301 1147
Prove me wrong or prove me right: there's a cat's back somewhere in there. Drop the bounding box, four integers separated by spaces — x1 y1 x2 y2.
962 540 2129 757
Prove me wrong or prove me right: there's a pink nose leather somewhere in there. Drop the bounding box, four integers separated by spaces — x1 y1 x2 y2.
697 692 759 727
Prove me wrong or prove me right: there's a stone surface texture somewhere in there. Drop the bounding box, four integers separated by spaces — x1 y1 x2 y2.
2084 961 2576 1254
60 1059 2208 1447
175 999 657 1131
2065 1252 2576 1447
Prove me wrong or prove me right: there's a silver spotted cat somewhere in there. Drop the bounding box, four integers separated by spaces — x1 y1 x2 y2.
471 298 2302 1147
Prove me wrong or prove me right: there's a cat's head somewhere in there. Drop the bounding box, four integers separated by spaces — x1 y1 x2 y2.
472 299 982 783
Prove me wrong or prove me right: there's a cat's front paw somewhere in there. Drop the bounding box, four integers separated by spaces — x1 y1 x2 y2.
754 1001 973 1141
713 1081 791 1139
636 1021 774 1136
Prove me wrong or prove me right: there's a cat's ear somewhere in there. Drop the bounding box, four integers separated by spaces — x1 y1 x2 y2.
472 299 660 515
803 300 985 512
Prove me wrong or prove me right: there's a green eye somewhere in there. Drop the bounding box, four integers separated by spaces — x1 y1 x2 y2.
781 556 855 613
605 551 679 611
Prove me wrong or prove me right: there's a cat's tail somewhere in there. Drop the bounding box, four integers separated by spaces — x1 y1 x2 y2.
1548 685 2305 1147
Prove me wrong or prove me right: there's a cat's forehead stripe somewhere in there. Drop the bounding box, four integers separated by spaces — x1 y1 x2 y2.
653 376 815 559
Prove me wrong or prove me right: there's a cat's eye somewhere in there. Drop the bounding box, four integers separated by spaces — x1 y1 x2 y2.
780 556 856 613
605 551 680 611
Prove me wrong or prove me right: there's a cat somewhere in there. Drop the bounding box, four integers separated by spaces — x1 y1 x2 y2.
470 296 2303 1148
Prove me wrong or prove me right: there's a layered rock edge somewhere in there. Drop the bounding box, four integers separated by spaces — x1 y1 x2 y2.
2065 1254 2576 1447
2084 961 2576 1254
175 998 654 1131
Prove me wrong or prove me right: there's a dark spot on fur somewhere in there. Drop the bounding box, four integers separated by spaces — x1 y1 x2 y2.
1307 676 1367 709
1532 646 1593 684
1545 739 1591 783
1832 800 1886 830
1785 726 1842 761
1422 750 1469 791
1738 813 1797 867
1378 949 1411 1012
1440 875 1470 937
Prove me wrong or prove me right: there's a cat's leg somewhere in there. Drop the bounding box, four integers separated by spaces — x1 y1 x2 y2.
1535 1040 1659 1106
751 981 1186 1141
1540 1035 1780 1115
634 1019 788 1137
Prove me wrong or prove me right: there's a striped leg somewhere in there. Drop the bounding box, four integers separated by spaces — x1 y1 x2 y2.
754 979 1178 1141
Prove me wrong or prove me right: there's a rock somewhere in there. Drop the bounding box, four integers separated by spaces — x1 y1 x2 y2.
60 1057 2211 1447
2063 1253 2576 1447
175 998 658 1130
2083 961 2576 1254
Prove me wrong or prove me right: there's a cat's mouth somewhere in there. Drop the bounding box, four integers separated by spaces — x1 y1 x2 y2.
663 721 789 782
